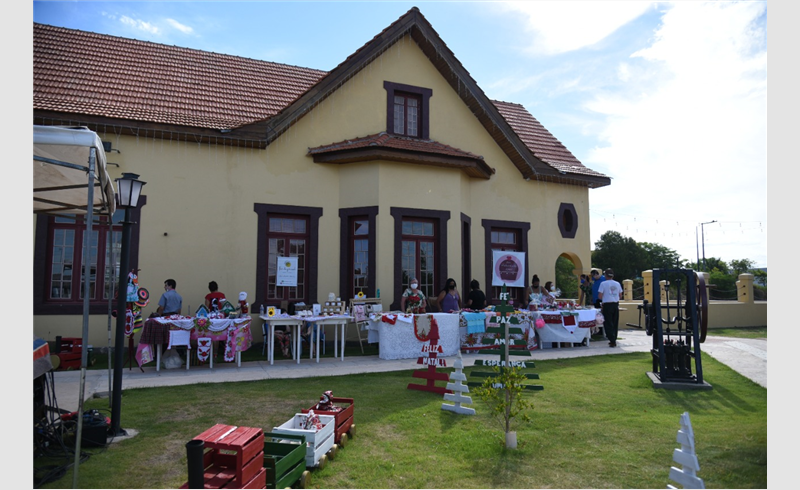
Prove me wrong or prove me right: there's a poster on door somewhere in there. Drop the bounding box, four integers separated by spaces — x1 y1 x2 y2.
276 257 298 287
492 251 526 287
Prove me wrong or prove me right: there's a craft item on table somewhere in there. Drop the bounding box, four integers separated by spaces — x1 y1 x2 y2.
535 318 546 329
314 391 343 413
195 304 209 318
267 306 276 317
405 294 424 314
328 292 336 301
562 312 577 327
303 410 323 432
463 312 487 334
197 337 212 363
381 313 398 325
194 316 210 332
168 329 192 350
356 291 365 299
238 292 249 315
221 301 236 317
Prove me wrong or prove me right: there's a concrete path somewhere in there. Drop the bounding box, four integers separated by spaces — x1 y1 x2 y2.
49 329 766 414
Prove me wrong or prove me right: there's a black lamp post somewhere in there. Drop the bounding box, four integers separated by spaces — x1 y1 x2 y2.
110 173 145 437
699 220 716 272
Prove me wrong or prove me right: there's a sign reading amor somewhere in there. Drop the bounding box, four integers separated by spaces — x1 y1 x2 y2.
492 251 525 287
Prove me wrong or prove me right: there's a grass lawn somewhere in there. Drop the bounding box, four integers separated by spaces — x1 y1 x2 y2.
37 351 766 489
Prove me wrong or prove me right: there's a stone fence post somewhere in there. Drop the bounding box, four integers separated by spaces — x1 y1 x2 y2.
622 279 633 301
643 270 653 303
737 273 754 304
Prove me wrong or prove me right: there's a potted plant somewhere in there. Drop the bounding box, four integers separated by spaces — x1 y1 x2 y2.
474 364 534 449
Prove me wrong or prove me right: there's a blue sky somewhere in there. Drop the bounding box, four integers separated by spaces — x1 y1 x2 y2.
29 0 768 267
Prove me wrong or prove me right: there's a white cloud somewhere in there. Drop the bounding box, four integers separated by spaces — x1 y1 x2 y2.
500 0 654 55
585 1 767 265
119 15 160 35
166 18 194 35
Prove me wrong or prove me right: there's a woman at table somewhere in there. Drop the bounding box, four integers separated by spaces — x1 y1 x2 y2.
579 274 592 307
437 278 461 312
400 277 428 313
465 279 486 310
525 275 550 308
204 281 227 312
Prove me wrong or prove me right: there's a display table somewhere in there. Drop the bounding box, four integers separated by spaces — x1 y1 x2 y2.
535 309 599 348
459 311 538 351
139 316 253 370
260 314 305 365
372 313 460 360
302 315 353 362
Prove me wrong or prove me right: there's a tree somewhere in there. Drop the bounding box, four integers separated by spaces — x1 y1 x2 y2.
591 231 646 280
730 258 755 276
640 242 685 270
555 256 578 299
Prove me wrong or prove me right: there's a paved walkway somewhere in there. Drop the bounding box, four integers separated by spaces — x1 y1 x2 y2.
50 329 766 413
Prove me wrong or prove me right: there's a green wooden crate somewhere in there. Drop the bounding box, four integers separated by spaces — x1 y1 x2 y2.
263 432 308 489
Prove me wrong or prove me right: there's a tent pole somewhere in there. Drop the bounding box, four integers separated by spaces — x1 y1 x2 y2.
72 147 96 488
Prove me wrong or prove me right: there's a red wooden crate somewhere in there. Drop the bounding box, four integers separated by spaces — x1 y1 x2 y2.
301 397 354 445
188 424 265 488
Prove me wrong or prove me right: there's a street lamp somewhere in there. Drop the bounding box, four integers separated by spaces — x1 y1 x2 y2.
110 173 146 437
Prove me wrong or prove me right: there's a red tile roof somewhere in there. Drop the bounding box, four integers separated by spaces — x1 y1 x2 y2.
308 132 484 160
33 23 326 130
33 18 609 185
493 100 608 179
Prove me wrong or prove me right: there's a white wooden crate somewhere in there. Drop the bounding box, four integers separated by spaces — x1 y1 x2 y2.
272 413 336 467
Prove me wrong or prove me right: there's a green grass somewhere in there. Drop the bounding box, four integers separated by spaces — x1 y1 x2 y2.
37 352 766 489
706 327 766 339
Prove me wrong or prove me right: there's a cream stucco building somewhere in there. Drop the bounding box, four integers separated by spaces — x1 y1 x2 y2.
33 8 610 346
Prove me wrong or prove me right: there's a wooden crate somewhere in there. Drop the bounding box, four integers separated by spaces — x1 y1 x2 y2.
183 424 266 489
272 414 335 468
262 433 309 489
301 397 355 445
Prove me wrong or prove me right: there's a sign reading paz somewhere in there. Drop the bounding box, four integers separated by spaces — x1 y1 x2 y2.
468 284 543 392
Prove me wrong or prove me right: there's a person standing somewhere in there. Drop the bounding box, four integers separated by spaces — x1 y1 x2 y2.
465 279 486 310
591 269 606 308
204 281 226 312
437 278 462 312
598 269 622 347
579 274 592 307
156 278 183 316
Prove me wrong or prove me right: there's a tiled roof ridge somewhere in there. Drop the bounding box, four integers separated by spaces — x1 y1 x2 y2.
34 22 328 76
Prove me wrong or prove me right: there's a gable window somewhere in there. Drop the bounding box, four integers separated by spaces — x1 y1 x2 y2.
384 81 432 139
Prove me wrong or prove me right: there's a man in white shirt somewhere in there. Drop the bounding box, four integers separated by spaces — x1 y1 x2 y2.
597 269 622 347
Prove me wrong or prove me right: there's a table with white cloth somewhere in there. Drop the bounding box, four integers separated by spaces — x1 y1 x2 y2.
459 311 538 352
367 312 461 360
138 316 253 371
534 308 599 348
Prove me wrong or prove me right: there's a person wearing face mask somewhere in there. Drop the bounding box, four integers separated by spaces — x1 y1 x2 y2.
400 278 427 313
437 278 462 312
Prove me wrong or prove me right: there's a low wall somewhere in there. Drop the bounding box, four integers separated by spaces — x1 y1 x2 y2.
618 301 767 330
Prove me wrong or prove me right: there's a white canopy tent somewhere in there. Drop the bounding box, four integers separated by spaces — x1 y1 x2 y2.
33 125 117 486
34 125 116 216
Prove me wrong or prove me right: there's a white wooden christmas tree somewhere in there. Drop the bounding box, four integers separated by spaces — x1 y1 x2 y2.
668 412 705 489
442 352 475 415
